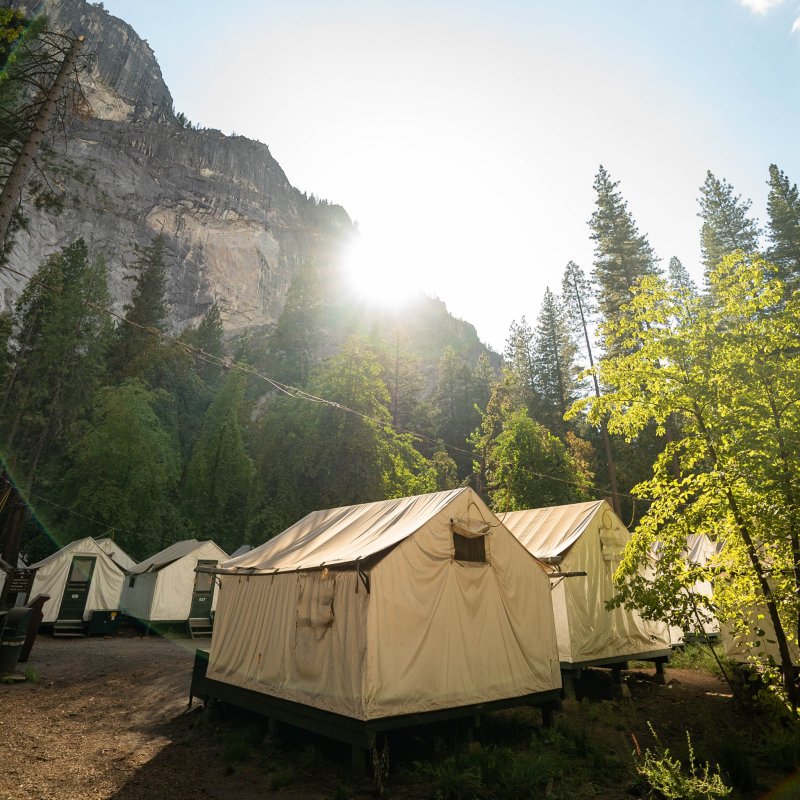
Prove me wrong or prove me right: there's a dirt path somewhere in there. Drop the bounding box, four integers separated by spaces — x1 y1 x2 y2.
1 636 798 799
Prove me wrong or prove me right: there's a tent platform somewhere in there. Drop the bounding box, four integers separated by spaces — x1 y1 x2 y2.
559 648 672 699
189 649 561 774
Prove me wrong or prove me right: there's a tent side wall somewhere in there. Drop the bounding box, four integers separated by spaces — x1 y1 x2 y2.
207 570 369 719
148 541 227 623
121 572 157 621
560 511 670 665
364 492 561 719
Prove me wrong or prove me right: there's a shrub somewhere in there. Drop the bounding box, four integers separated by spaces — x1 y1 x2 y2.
634 724 731 800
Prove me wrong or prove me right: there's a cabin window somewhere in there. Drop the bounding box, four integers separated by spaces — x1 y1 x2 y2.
453 532 486 563
128 575 136 588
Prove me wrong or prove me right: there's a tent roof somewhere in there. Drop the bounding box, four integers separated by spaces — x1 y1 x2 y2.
27 536 122 572
131 539 211 574
221 488 479 574
229 544 253 559
500 500 611 560
94 537 137 571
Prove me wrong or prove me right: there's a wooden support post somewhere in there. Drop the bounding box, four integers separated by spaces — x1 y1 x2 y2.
542 705 555 728
610 664 631 698
351 744 368 776
654 659 667 685
562 672 577 701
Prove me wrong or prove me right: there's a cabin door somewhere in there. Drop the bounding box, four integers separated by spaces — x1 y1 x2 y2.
59 556 96 620
189 560 216 619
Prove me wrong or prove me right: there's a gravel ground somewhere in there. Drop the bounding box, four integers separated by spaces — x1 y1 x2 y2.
2 634 799 799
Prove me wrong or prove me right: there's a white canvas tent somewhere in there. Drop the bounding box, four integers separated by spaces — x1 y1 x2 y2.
95 537 137 572
27 537 125 623
205 487 561 723
501 500 671 669
122 539 228 625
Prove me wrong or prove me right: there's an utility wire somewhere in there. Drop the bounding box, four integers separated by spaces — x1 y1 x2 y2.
1 261 646 505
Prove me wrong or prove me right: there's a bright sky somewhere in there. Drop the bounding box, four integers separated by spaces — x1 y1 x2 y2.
101 0 800 352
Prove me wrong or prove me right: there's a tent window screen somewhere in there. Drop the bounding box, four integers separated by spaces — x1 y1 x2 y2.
453 532 486 563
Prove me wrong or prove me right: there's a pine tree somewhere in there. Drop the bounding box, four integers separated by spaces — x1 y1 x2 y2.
561 260 620 515
181 302 225 387
667 256 697 294
589 165 660 339
766 163 800 292
110 234 170 379
433 345 477 476
503 316 537 412
698 170 760 278
531 287 577 436
1 238 111 491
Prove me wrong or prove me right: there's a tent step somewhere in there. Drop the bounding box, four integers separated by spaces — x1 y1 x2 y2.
188 618 214 639
53 620 86 637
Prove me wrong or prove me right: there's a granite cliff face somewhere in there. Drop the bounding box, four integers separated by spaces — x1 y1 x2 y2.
3 0 353 332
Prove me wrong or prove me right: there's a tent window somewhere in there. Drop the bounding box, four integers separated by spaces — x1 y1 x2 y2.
128 575 136 588
453 532 486 563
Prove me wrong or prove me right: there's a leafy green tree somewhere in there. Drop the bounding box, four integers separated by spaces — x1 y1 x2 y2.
183 369 254 551
484 405 590 513
698 171 760 278
576 253 800 706
1 239 111 491
766 163 800 293
66 379 182 559
589 165 660 344
250 337 441 540
531 287 578 436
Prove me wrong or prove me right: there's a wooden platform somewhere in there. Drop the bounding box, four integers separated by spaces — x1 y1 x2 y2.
189 649 561 773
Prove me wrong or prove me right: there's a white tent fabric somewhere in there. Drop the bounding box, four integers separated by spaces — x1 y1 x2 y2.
122 539 228 623
95 538 137 572
207 488 561 721
501 501 671 666
27 537 125 623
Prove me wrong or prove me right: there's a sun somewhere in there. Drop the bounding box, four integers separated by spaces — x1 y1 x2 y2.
342 230 420 308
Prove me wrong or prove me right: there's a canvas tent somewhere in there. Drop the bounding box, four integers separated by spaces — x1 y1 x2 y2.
122 539 228 626
95 537 137 572
501 500 671 670
201 487 561 729
27 537 125 624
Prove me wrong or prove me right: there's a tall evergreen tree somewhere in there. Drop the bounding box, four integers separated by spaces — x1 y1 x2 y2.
110 234 170 379
667 256 697 295
561 260 620 514
531 287 577 436
503 316 536 410
433 345 477 475
183 369 254 551
1 239 111 491
589 165 660 342
766 163 800 292
698 170 760 278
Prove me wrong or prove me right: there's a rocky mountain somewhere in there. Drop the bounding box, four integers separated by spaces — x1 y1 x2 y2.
4 0 353 333
3 0 495 369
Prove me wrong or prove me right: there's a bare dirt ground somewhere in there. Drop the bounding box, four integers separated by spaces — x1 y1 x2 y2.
1 634 799 799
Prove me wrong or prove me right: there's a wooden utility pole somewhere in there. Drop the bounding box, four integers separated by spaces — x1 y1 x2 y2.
0 33 85 246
